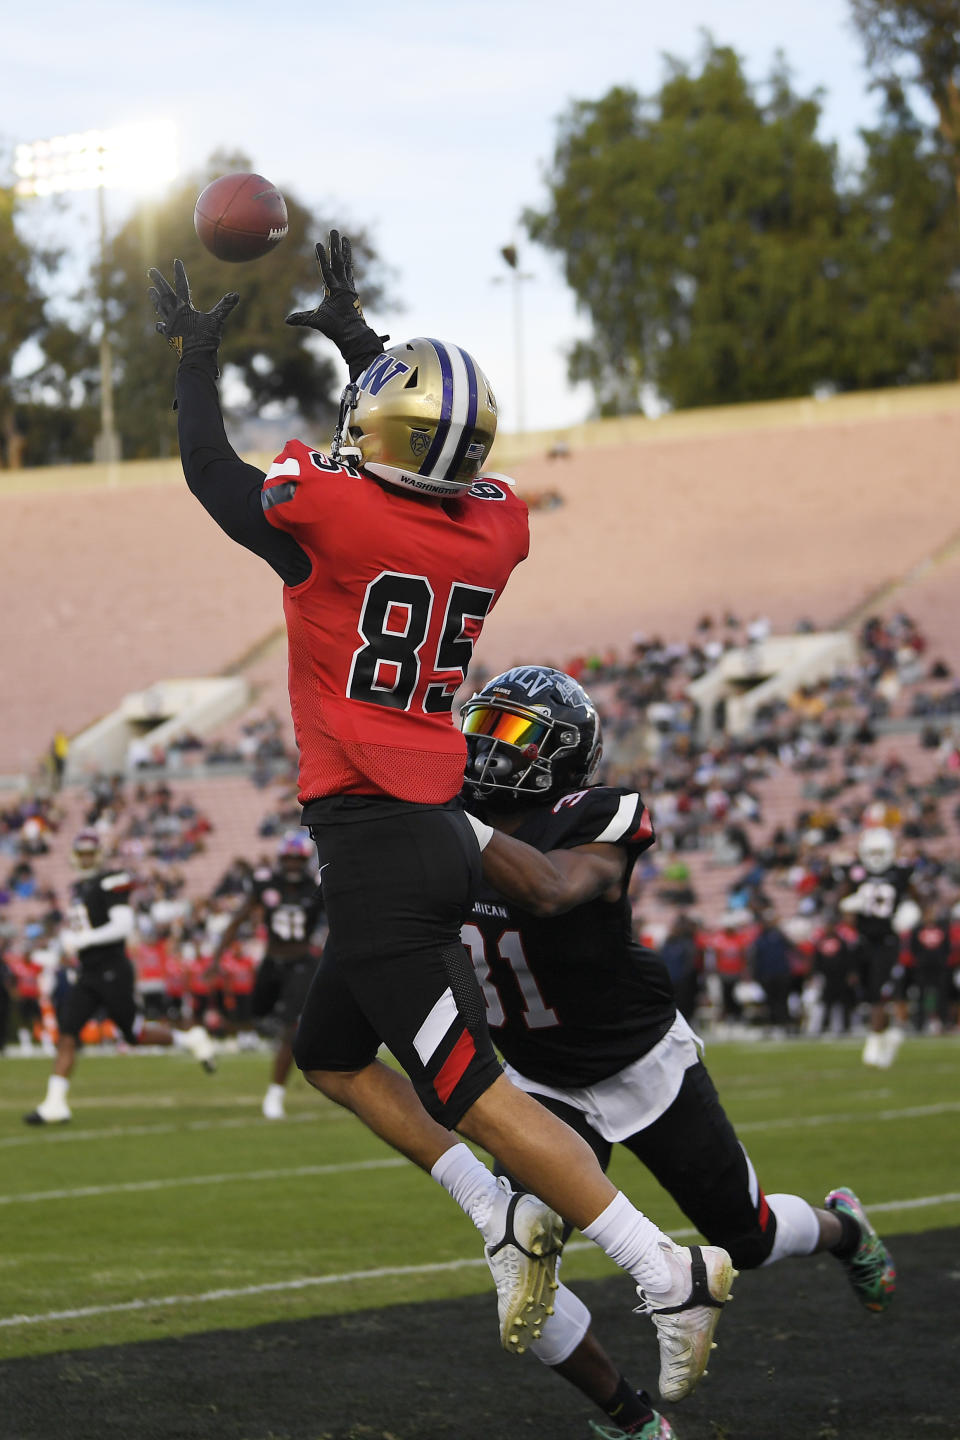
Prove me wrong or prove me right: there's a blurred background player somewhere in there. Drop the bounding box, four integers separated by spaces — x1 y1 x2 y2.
24 831 216 1125
838 827 919 1067
148 239 735 1406
457 666 896 1437
209 830 325 1118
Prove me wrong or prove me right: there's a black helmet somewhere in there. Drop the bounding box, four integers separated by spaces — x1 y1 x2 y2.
461 665 602 806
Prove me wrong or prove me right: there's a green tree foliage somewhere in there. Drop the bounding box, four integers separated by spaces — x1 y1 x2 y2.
850 1 960 203
840 89 960 387
525 37 958 411
0 184 54 466
101 150 388 458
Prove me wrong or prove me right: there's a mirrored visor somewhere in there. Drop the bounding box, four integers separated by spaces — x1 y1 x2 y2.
461 705 552 750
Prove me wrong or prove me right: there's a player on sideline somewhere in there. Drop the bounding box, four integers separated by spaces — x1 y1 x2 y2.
147 236 734 1402
454 666 897 1436
208 830 325 1119
838 828 918 1068
24 831 216 1125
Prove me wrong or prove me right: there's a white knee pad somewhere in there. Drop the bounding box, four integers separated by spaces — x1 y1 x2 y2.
763 1193 821 1264
528 1279 592 1367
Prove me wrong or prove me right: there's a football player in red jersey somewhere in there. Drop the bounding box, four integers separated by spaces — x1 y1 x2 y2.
149 240 735 1404
24 832 216 1125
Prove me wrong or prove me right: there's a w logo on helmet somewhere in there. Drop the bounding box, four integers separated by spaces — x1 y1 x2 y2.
359 354 412 396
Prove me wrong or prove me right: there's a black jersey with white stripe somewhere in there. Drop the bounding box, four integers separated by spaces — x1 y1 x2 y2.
251 867 326 958
68 870 134 971
463 785 675 1087
841 862 914 945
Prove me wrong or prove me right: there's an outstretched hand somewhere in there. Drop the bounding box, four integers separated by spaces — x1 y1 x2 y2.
286 230 386 378
147 259 240 359
285 229 362 337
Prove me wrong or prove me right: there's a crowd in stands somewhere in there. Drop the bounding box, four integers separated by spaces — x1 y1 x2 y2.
2 612 959 1051
126 711 296 782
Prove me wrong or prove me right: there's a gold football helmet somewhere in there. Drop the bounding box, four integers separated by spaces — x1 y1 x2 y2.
333 338 498 497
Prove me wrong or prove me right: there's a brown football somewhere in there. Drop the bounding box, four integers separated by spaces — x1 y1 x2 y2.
194 172 289 263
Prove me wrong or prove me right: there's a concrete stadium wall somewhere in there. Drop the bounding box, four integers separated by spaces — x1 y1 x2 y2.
4 380 960 777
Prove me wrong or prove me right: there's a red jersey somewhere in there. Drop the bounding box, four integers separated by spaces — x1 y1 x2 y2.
263 445 528 805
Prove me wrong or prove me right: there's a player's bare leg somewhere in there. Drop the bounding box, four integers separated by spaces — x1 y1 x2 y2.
457 1073 618 1228
305 1059 454 1169
139 1019 217 1072
51 1033 77 1079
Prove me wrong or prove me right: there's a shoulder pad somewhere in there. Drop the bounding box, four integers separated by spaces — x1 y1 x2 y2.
100 872 133 892
262 440 361 525
545 786 654 852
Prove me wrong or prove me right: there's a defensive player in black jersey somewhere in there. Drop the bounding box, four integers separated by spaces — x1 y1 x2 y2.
457 667 896 1439
210 830 326 1119
24 832 216 1126
837 827 918 1067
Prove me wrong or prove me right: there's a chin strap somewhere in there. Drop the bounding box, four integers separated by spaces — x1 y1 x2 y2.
331 382 360 465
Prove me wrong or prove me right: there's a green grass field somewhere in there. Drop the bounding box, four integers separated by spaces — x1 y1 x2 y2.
2 1036 958 1363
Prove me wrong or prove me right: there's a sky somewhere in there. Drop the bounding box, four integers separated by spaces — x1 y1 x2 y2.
6 0 887 436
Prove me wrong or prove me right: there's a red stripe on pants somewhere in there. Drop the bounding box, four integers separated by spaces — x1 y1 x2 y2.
434 1028 476 1104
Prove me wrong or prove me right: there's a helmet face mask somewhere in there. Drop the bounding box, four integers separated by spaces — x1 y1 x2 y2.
71 830 103 876
461 667 602 808
858 827 896 873
277 830 313 878
333 339 498 497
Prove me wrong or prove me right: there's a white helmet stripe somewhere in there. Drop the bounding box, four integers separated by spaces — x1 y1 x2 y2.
422 340 472 480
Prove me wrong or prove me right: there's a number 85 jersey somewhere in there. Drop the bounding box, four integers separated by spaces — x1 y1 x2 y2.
462 786 675 1088
263 442 528 807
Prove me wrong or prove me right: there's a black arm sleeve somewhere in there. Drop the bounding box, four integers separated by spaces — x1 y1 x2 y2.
175 354 312 587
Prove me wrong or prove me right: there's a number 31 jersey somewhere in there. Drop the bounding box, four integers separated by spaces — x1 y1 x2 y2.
262 443 528 806
462 786 675 1088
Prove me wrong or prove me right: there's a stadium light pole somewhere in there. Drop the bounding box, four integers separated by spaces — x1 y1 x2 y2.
494 243 533 435
14 122 178 465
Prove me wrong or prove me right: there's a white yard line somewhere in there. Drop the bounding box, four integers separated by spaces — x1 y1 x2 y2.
0 1112 327 1149
3 1190 958 1330
5 1095 957 1158
0 1158 407 1206
4 1098 960 1208
734 1099 960 1133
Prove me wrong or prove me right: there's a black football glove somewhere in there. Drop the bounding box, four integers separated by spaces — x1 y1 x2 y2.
285 230 386 379
147 259 240 364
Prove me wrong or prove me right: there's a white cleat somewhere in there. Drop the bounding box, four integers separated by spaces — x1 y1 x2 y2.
636 1243 736 1402
183 1025 217 1073
484 1176 563 1355
23 1104 72 1126
262 1090 286 1120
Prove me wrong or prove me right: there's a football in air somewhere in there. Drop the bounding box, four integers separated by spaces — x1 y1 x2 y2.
194 172 289 262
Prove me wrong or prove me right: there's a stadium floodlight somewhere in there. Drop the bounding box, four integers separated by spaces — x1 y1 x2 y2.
14 121 178 198
493 242 534 435
15 121 178 464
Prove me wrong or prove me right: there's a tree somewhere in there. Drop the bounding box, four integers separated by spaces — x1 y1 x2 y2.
849 2 960 372
100 151 389 458
837 88 960 388
525 41 850 412
0 183 54 466
850 1 960 208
